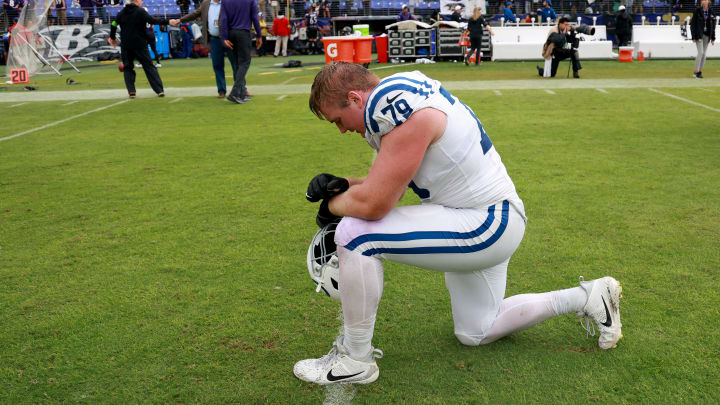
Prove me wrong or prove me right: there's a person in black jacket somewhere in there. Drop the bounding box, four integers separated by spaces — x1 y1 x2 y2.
690 0 716 78
109 0 170 98
615 5 633 47
463 7 494 66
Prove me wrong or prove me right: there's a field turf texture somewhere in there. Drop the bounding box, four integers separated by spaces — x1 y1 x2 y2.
1 55 719 403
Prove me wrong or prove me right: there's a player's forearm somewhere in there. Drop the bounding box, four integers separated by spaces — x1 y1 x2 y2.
329 184 397 221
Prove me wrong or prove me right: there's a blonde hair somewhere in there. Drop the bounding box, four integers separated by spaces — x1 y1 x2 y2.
473 7 482 20
309 62 380 120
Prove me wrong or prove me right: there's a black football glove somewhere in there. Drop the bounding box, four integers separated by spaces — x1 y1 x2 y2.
306 173 349 202
316 199 342 228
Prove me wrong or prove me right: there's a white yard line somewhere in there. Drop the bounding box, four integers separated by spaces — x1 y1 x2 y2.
62 100 78 106
280 76 297 85
697 88 713 92
169 97 183 104
545 89 556 95
648 88 720 113
2 78 720 102
596 88 609 94
276 95 287 101
493 90 502 96
9 102 27 108
0 100 130 143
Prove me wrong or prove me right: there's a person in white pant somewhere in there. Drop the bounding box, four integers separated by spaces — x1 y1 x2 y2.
690 0 716 78
271 13 290 57
294 62 624 385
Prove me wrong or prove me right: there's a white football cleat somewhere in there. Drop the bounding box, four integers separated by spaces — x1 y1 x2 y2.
293 337 382 385
578 276 623 349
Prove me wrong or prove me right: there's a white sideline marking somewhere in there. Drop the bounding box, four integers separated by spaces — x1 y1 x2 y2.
169 97 183 104
2 78 720 102
280 76 297 85
698 88 713 92
63 100 78 105
0 100 130 143
493 90 502 96
596 88 609 94
648 88 720 113
370 62 419 70
276 95 287 101
545 89 556 95
9 102 27 108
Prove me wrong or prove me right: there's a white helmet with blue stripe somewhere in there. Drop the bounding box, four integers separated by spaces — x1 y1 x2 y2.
307 222 341 301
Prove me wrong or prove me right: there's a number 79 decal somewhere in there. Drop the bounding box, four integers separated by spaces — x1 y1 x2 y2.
380 98 414 126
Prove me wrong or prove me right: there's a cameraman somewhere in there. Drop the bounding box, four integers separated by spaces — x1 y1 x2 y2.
537 17 582 78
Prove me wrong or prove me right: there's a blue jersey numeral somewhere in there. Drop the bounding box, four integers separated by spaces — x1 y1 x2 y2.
380 98 414 126
461 102 493 154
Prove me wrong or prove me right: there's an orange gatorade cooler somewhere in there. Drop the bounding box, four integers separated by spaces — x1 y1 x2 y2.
374 35 388 63
618 46 633 62
353 37 374 65
322 37 355 64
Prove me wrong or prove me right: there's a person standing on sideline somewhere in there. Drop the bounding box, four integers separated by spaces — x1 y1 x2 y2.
450 4 463 22
305 5 319 55
537 0 556 23
464 7 493 66
177 0 190 16
171 0 239 98
109 0 170 98
294 63 623 385
272 12 290 57
94 0 107 24
79 0 94 24
396 4 416 21
254 12 268 56
54 0 67 25
615 5 633 47
144 17 162 67
503 2 516 23
221 0 262 104
691 0 716 78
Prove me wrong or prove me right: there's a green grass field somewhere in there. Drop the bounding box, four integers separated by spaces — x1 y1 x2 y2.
1 56 719 403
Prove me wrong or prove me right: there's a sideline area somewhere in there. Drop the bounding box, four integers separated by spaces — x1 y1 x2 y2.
1 78 718 102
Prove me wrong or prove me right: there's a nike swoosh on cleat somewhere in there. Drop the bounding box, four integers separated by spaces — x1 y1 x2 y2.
386 93 401 104
327 369 364 382
601 296 612 327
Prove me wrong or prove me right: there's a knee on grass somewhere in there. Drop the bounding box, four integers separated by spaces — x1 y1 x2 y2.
454 331 490 346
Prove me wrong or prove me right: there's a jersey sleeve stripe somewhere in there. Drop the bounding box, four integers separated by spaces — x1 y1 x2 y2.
366 83 436 132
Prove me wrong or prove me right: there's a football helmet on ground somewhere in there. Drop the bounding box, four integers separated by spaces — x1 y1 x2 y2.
307 222 341 301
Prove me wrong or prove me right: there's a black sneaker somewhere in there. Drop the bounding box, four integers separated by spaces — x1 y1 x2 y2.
157 92 165 97
464 57 469 66
129 91 136 99
226 94 246 104
573 71 580 79
697 72 704 79
537 65 544 77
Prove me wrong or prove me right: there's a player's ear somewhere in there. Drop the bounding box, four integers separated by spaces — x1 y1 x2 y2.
347 91 362 106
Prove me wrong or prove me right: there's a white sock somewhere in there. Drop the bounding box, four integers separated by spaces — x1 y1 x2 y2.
338 246 384 360
480 293 556 344
549 286 588 316
479 287 588 344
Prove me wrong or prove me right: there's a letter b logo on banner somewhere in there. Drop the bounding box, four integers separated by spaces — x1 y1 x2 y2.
327 43 338 58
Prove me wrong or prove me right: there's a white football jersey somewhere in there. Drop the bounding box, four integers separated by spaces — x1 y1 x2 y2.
363 71 524 213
